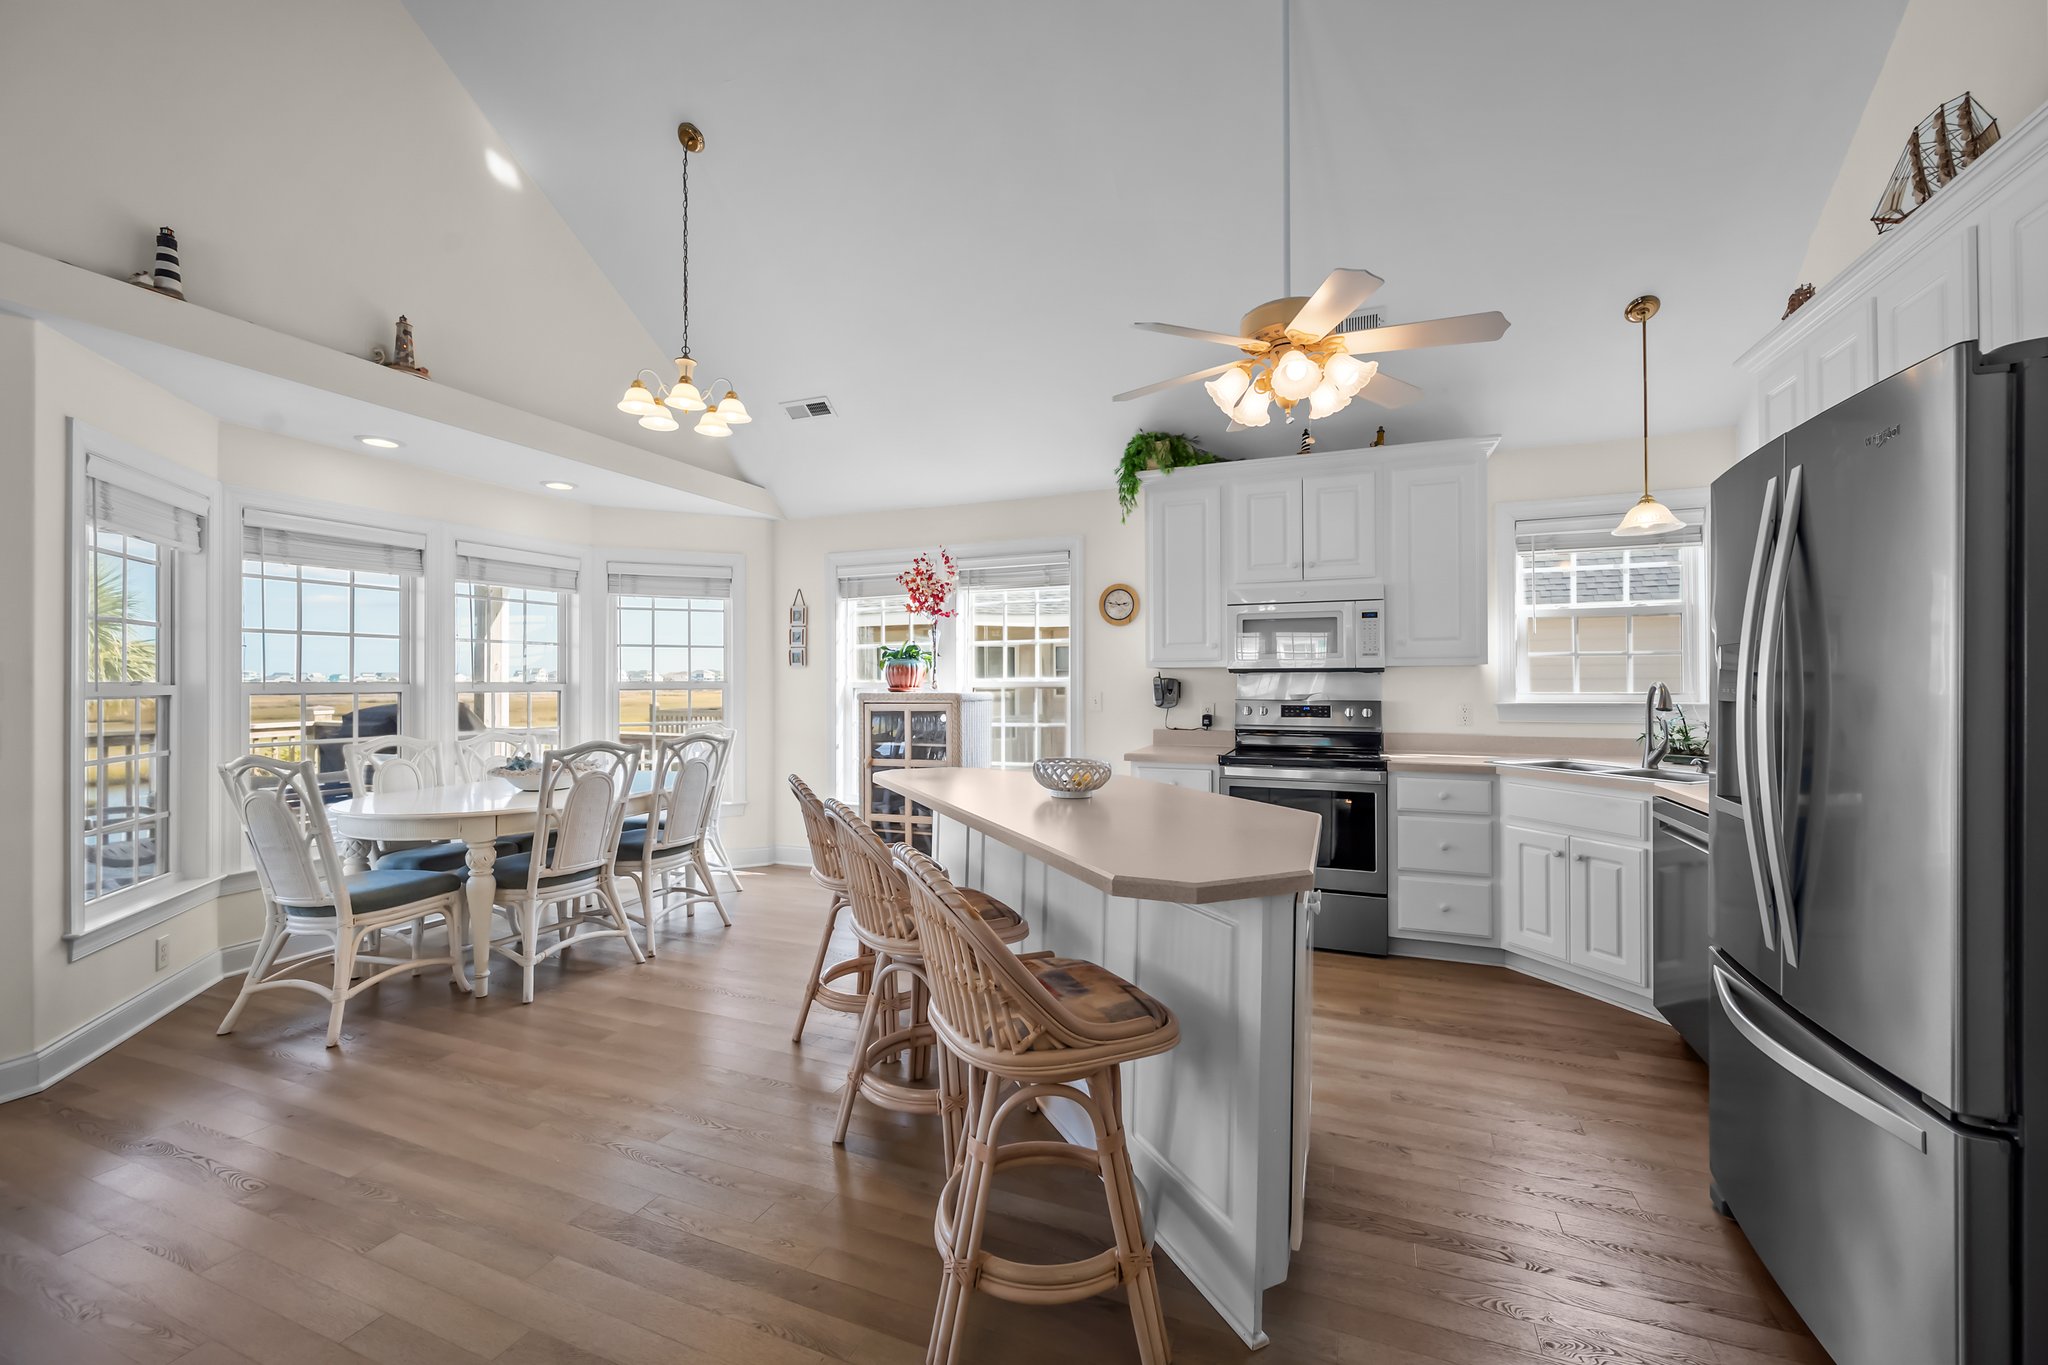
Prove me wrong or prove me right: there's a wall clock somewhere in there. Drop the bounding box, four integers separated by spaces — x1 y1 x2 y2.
1099 583 1138 626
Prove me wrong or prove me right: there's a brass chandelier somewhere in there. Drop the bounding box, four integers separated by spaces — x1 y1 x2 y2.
616 121 751 438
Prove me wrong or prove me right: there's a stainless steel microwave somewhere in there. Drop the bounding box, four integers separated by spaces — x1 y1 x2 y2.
1226 598 1385 671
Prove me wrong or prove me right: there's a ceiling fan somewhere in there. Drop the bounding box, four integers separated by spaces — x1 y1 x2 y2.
1112 270 1510 429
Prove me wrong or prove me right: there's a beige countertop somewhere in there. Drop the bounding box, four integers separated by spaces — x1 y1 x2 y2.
876 767 1318 904
1123 728 1234 765
1387 752 1711 814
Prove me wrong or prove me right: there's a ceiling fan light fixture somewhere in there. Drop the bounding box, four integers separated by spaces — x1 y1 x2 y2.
1323 352 1372 396
695 409 732 437
1307 380 1344 420
1231 387 1273 428
618 380 659 417
1205 364 1251 415
1270 347 1321 402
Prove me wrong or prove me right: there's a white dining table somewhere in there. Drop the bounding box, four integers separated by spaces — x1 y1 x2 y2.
327 774 656 996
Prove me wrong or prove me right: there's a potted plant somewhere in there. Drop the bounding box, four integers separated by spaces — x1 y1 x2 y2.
895 549 956 689
1116 431 1217 523
1646 704 1711 768
878 640 932 692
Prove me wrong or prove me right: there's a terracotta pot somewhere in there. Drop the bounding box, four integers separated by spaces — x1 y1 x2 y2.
883 660 925 692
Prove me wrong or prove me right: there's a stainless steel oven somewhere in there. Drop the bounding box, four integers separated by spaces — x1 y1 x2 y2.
1218 672 1388 955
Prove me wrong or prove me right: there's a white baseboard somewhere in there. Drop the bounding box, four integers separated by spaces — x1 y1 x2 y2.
1386 937 1662 1022
0 938 260 1105
731 843 810 868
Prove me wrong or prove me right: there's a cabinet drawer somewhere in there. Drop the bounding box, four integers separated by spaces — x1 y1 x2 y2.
1499 779 1649 842
1130 763 1216 794
1394 874 1493 939
1396 814 1493 876
1395 774 1492 815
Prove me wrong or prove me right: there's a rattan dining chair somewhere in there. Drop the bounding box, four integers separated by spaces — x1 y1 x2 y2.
614 731 731 953
218 756 468 1047
822 800 1028 1168
895 844 1180 1365
787 774 873 1043
486 740 646 1002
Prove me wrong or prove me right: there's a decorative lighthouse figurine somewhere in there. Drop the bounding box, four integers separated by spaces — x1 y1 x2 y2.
130 226 184 298
370 315 431 379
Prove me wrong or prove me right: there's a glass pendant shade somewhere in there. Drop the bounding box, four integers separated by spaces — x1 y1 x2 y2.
638 401 679 432
1270 348 1322 402
715 391 752 424
617 380 659 417
668 381 706 413
1204 364 1251 415
1231 386 1272 428
1612 493 1685 537
1306 381 1344 420
1320 352 1365 394
694 410 732 437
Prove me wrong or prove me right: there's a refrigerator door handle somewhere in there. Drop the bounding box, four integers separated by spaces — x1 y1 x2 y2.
1732 475 1780 951
1756 465 1805 966
1714 965 1927 1152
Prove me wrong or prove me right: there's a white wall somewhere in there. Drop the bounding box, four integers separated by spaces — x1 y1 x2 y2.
0 0 737 482
1797 0 2048 291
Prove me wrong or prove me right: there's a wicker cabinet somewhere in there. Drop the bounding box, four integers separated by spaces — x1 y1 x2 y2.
858 692 992 853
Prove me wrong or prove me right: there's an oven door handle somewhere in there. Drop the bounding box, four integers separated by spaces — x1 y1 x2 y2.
1219 766 1386 786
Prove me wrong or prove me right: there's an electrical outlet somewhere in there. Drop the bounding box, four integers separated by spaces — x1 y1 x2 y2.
154 935 170 972
1089 690 1104 713
1456 703 1473 727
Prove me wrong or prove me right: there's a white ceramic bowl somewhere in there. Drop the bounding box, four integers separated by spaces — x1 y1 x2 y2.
1032 757 1111 799
492 765 543 791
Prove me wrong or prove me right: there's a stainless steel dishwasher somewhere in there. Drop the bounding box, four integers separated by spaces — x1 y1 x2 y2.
1652 798 1711 1062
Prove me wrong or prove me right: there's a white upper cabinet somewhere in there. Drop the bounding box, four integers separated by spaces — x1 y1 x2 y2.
1228 476 1305 586
1386 455 1485 665
1144 480 1226 667
1302 469 1379 581
1739 101 2048 452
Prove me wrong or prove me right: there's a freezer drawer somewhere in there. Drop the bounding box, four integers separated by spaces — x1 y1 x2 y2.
1709 959 2012 1365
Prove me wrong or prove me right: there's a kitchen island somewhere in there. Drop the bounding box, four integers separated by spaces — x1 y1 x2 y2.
875 767 1320 1348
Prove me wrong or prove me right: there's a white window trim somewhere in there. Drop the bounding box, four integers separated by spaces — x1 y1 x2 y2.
1493 490 1710 724
825 537 1084 800
597 547 748 810
453 536 581 744
66 422 226 958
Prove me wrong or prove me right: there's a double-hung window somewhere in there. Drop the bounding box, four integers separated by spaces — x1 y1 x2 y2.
241 510 421 802
1499 495 1708 713
76 458 206 914
608 562 732 743
962 554 1072 768
455 542 575 742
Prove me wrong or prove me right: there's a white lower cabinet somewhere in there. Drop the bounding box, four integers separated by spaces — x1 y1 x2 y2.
1499 822 1571 961
1569 835 1647 988
1130 761 1217 794
1391 774 1494 940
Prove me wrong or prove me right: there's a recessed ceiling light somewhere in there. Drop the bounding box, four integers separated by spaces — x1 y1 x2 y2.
541 480 577 491
357 435 402 449
484 147 521 189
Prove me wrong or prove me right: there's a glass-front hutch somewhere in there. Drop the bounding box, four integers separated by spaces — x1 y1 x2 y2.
858 691 992 853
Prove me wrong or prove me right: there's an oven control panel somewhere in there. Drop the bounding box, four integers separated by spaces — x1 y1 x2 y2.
1237 700 1379 728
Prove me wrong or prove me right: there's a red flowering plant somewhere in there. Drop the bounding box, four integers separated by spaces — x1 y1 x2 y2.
893 548 956 686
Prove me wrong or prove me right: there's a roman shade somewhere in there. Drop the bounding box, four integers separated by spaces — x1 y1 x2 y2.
606 561 733 598
959 551 1071 592
242 508 426 576
455 541 582 593
83 455 206 554
1512 505 1706 554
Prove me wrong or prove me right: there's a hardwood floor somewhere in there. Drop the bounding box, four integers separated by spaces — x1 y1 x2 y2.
0 868 1826 1364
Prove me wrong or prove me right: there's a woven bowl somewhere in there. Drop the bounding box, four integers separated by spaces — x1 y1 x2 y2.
1032 757 1111 800
492 765 543 792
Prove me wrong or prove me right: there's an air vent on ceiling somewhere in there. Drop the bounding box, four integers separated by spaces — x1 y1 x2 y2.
781 396 835 420
1334 311 1383 334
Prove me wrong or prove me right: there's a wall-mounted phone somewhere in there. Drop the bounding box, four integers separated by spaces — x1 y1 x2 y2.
1152 674 1183 710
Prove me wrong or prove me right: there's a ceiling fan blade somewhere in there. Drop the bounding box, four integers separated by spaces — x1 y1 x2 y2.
1134 322 1264 349
1287 268 1386 338
1356 370 1424 410
1342 310 1511 355
1112 361 1239 403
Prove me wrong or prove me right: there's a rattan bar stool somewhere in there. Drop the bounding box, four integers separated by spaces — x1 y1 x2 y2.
788 774 876 1043
895 844 1181 1365
822 799 1028 1168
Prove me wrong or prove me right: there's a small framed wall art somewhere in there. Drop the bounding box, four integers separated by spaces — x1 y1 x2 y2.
788 591 809 666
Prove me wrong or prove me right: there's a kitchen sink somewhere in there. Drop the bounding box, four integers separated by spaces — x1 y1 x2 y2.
1496 757 1710 784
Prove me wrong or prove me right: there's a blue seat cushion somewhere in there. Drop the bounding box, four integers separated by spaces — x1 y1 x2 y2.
377 841 470 874
496 833 534 854
491 849 591 891
615 824 697 863
284 867 462 918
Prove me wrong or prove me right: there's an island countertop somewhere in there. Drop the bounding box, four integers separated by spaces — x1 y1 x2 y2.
876 767 1319 904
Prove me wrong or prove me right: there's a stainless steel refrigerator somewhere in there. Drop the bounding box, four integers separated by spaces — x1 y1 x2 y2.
1708 339 2048 1364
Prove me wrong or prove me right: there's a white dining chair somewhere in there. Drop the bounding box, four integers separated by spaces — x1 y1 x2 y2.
453 727 558 782
217 756 468 1047
615 731 731 953
340 735 468 872
487 739 646 1002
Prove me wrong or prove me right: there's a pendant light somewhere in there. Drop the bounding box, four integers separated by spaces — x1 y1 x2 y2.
614 122 749 437
1613 294 1686 537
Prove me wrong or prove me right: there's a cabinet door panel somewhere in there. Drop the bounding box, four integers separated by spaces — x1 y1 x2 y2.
1145 482 1226 666
1229 477 1304 586
1981 164 2048 352
1873 227 1977 379
1386 458 1484 664
1569 835 1647 987
1811 301 1876 414
1302 470 1378 581
1757 354 1807 446
1500 822 1570 962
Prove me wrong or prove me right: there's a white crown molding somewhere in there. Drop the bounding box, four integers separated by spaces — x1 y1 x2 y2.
1136 434 1504 488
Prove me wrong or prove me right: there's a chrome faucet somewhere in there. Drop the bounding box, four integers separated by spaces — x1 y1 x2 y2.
1643 683 1674 769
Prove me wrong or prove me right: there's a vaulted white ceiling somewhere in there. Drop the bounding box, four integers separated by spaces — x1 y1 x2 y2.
405 0 1901 518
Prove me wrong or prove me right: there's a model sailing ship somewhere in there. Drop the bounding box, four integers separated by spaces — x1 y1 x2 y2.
1871 92 2000 233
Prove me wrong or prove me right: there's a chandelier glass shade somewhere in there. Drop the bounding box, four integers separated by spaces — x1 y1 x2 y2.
1203 338 1377 428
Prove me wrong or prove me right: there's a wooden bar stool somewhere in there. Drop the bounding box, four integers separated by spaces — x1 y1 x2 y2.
894 844 1180 1365
822 800 1028 1168
788 774 875 1043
